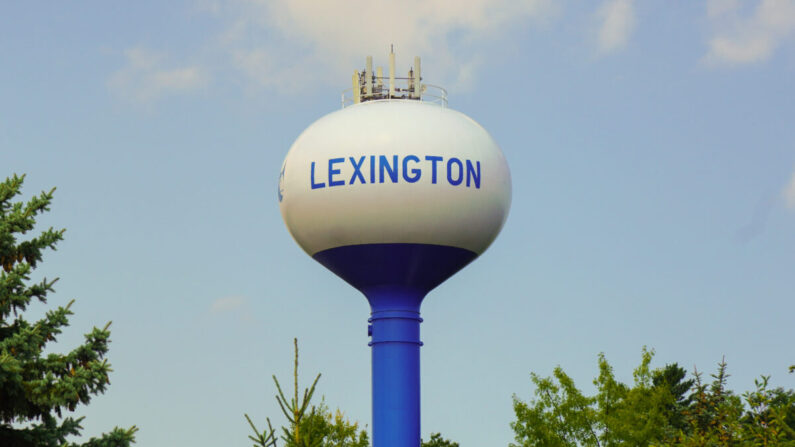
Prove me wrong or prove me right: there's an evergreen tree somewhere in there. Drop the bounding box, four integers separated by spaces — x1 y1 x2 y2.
652 363 694 433
0 174 137 447
664 361 795 447
246 339 368 447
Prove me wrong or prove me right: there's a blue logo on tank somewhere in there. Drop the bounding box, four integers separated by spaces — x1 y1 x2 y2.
278 166 285 202
309 154 481 190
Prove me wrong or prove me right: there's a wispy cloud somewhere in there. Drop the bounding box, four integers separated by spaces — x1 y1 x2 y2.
784 169 795 209
210 0 555 92
108 1 557 101
108 48 209 103
705 0 795 65
594 0 636 54
210 295 247 313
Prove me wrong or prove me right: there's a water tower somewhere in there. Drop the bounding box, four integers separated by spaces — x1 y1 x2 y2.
278 49 511 447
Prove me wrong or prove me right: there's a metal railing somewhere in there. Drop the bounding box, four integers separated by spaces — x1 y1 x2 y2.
341 77 448 108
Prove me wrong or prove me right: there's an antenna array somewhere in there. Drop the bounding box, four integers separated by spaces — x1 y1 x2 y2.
343 49 446 108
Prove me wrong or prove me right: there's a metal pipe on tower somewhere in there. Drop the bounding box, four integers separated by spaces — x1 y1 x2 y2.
389 50 396 97
414 56 421 99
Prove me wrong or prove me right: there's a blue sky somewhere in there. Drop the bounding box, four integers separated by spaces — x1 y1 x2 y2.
2 1 794 446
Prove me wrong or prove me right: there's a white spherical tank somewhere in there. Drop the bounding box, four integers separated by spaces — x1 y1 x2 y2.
279 100 511 259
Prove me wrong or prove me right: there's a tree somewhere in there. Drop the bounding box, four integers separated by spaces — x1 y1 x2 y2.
511 349 795 447
421 433 459 447
0 174 137 446
246 340 460 447
296 404 369 447
664 361 795 447
665 360 745 446
740 376 795 446
246 338 369 447
652 362 694 434
511 348 681 447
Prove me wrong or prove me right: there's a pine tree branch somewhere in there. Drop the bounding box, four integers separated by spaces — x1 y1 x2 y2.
273 375 295 424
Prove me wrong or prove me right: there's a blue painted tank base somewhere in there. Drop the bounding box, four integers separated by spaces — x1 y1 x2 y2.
312 243 478 447
312 243 478 297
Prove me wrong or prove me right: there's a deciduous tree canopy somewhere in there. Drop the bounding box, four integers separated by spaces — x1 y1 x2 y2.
511 348 795 447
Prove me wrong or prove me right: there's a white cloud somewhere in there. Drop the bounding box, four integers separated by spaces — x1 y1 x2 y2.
108 48 209 103
594 0 636 54
784 170 795 208
705 0 795 65
210 295 247 313
210 0 555 93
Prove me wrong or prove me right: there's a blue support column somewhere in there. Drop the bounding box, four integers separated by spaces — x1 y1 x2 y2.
367 288 423 447
312 243 479 447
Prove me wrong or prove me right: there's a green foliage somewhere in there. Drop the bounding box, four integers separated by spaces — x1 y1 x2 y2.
0 174 136 446
246 339 369 447
273 338 322 447
421 433 459 447
512 349 795 447
659 361 795 447
739 376 795 446
245 339 462 447
660 360 744 446
511 348 679 447
653 363 695 433
297 404 369 447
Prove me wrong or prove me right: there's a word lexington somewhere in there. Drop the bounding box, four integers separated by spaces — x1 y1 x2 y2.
310 155 482 189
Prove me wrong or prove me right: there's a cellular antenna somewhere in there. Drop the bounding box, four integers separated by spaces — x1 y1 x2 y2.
346 50 443 106
281 50 512 447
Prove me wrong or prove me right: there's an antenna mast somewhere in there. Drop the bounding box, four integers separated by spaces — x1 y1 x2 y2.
347 47 438 106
